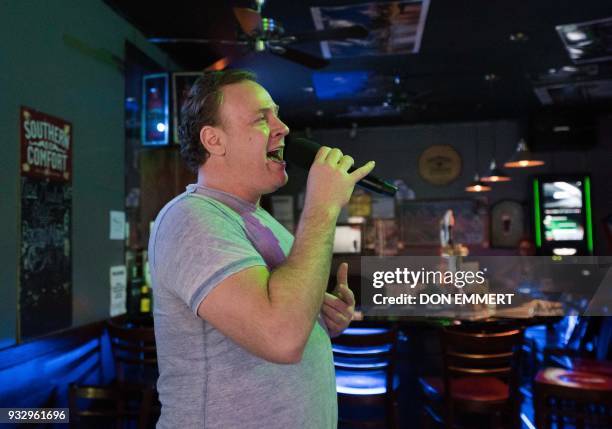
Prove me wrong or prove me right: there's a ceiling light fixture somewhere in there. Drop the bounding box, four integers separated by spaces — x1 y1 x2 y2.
504 138 545 168
466 125 491 192
481 159 511 182
568 47 584 55
566 30 587 42
465 173 492 192
509 32 529 42
481 124 511 182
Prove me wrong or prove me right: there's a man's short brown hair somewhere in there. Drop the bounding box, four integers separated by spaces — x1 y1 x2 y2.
178 69 257 172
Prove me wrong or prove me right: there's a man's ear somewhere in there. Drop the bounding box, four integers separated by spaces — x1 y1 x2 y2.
200 126 225 156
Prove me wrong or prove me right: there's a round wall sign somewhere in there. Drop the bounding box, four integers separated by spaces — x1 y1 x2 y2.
418 145 462 185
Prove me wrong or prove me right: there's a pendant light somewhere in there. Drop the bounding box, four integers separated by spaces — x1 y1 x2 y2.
481 123 511 182
465 173 492 192
504 138 544 168
465 125 491 193
481 159 512 182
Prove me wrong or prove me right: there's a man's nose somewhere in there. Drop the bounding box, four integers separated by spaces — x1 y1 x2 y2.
272 116 290 137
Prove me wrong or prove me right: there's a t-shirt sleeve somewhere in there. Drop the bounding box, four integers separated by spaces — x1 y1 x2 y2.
152 197 267 314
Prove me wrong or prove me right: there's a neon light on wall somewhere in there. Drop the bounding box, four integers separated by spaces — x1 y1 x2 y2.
584 176 593 253
533 179 542 247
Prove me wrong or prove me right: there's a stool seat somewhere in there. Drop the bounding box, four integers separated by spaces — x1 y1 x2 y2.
419 376 509 402
570 358 612 377
336 369 400 395
535 367 612 391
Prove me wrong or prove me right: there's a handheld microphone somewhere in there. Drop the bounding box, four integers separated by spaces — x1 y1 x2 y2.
285 137 398 196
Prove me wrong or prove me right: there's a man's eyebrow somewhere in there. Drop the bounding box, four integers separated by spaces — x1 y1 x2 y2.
257 104 280 115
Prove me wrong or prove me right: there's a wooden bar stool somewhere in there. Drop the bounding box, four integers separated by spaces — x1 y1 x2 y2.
106 320 159 429
534 367 612 428
419 326 524 429
68 384 138 428
332 325 400 429
570 358 612 377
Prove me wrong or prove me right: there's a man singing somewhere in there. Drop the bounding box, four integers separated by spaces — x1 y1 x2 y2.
148 70 375 428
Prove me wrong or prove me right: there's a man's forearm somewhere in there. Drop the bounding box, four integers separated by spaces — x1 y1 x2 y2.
267 204 339 345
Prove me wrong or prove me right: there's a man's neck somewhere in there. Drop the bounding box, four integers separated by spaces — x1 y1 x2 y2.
197 171 260 206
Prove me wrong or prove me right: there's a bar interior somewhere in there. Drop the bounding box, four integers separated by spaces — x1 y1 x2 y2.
1 1 611 428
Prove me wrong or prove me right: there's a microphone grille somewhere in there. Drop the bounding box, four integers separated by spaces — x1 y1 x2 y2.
284 137 322 169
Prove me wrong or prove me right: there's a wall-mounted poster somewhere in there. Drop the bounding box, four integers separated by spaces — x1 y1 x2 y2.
19 107 72 340
21 107 72 181
172 72 201 144
399 199 487 246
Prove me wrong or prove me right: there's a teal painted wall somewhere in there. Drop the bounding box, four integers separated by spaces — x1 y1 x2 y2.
0 0 175 347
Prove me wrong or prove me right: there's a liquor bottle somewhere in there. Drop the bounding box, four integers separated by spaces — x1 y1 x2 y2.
140 284 151 314
139 250 152 315
127 249 143 317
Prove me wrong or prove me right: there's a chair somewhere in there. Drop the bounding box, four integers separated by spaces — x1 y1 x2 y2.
106 320 159 429
545 317 612 369
568 358 612 377
68 384 138 428
332 325 400 429
534 367 612 428
419 325 524 429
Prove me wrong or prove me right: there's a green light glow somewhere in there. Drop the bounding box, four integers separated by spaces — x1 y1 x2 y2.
533 179 542 248
584 177 593 254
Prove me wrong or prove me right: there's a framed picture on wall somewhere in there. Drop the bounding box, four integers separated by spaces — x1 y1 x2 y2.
172 72 201 144
398 198 488 247
490 200 525 248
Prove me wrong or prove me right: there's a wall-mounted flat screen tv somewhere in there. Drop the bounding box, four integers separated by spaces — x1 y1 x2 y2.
142 73 169 146
533 175 593 255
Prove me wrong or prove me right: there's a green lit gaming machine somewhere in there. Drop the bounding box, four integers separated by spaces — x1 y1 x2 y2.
532 175 594 256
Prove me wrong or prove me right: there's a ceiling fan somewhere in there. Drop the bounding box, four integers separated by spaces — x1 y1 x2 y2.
388 89 435 113
148 0 368 69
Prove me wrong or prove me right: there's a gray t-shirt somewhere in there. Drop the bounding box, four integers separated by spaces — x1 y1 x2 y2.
148 184 337 429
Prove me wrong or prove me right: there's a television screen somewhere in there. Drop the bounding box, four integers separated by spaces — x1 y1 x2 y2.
542 180 585 242
312 71 370 100
142 73 169 146
333 225 362 254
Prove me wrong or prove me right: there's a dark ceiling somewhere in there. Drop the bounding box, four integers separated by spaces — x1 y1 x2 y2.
105 0 612 128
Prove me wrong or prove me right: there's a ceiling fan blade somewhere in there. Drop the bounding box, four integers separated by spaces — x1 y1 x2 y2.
148 37 248 47
232 7 262 35
273 47 329 69
289 25 369 43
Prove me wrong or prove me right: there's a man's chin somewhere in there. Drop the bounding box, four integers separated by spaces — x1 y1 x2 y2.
264 174 289 195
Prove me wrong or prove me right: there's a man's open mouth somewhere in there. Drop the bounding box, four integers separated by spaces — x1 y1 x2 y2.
266 147 284 162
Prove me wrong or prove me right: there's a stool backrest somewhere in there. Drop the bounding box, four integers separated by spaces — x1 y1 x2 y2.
332 326 399 395
332 327 398 349
441 327 523 378
68 384 135 428
106 321 157 384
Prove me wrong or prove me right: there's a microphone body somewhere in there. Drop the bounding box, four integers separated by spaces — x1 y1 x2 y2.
285 137 397 196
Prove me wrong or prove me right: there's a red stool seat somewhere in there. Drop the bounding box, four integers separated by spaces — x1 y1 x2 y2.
535 367 612 391
571 358 612 377
420 376 510 402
